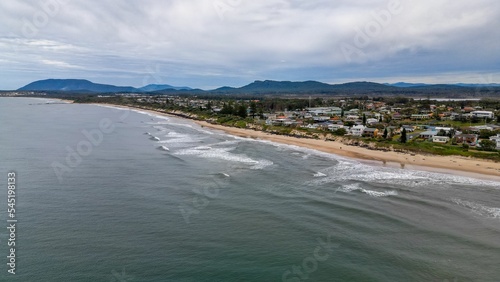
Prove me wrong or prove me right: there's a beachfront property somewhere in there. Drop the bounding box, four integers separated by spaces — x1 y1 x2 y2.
328 123 345 131
362 128 379 138
432 136 451 143
419 131 438 140
350 125 366 136
490 134 500 149
455 134 479 146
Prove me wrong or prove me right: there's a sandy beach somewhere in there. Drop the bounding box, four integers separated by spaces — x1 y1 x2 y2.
93 103 500 181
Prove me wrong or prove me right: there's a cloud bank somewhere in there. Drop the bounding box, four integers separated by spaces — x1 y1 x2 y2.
1 0 499 89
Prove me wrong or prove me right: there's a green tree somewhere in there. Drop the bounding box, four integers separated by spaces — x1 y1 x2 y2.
334 128 347 136
479 139 496 151
401 128 407 143
437 129 447 136
237 105 248 118
250 102 257 118
220 103 233 115
362 114 367 126
383 128 388 139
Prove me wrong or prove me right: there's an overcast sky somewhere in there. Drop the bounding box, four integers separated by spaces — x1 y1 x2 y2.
1 0 499 90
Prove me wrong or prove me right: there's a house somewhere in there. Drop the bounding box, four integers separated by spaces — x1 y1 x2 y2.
432 136 450 144
401 125 415 132
387 126 401 134
362 128 379 138
366 118 379 125
419 131 438 140
471 111 495 119
350 125 366 136
455 134 478 146
328 123 345 131
489 134 500 149
313 116 331 122
411 114 430 120
392 113 402 120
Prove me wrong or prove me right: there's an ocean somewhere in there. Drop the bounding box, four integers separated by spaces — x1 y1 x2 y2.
0 97 499 281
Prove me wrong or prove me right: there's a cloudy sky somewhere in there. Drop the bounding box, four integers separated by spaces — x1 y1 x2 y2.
1 0 499 90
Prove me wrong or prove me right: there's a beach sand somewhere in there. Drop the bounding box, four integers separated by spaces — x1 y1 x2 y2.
92 103 500 181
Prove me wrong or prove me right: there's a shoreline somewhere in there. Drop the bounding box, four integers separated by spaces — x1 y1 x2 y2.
90 102 500 181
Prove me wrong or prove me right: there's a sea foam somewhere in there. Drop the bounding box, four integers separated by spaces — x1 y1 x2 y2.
452 198 500 219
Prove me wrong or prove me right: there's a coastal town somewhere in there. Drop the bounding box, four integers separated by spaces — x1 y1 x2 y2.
82 94 500 157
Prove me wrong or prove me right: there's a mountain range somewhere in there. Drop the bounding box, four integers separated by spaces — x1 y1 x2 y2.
18 79 192 93
14 78 500 96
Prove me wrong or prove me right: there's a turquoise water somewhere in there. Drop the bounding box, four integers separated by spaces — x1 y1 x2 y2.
0 97 499 281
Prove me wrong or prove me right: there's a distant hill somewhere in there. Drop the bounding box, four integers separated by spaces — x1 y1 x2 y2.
387 82 500 88
386 82 429 88
213 80 396 94
18 79 137 92
15 78 500 97
139 84 192 92
18 79 192 93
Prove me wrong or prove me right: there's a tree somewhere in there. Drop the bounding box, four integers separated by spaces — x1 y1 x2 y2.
362 114 367 126
383 128 388 139
220 103 233 115
334 128 347 136
462 143 469 151
250 102 257 118
401 128 407 143
341 108 345 118
437 129 447 136
237 105 248 118
379 116 383 122
479 139 496 151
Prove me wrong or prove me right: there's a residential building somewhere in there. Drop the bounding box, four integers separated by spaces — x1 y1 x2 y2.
350 125 366 136
490 134 500 149
419 131 438 140
432 136 450 144
401 125 415 132
455 134 479 146
471 111 495 119
411 114 430 120
362 128 379 138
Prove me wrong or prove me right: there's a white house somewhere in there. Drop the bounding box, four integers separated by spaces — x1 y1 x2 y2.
471 111 495 119
328 124 345 131
419 131 438 140
350 125 366 136
490 134 500 149
432 136 450 144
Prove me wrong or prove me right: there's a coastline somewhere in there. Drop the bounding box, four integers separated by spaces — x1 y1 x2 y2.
92 102 500 181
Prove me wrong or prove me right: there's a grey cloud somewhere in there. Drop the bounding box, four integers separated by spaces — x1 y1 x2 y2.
0 0 499 89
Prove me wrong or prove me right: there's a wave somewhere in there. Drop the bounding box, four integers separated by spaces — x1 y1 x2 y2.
314 172 327 177
97 105 130 111
167 122 194 129
157 146 170 151
336 183 398 198
211 140 241 147
150 136 161 141
452 198 500 219
309 159 500 189
250 159 274 170
174 147 272 170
